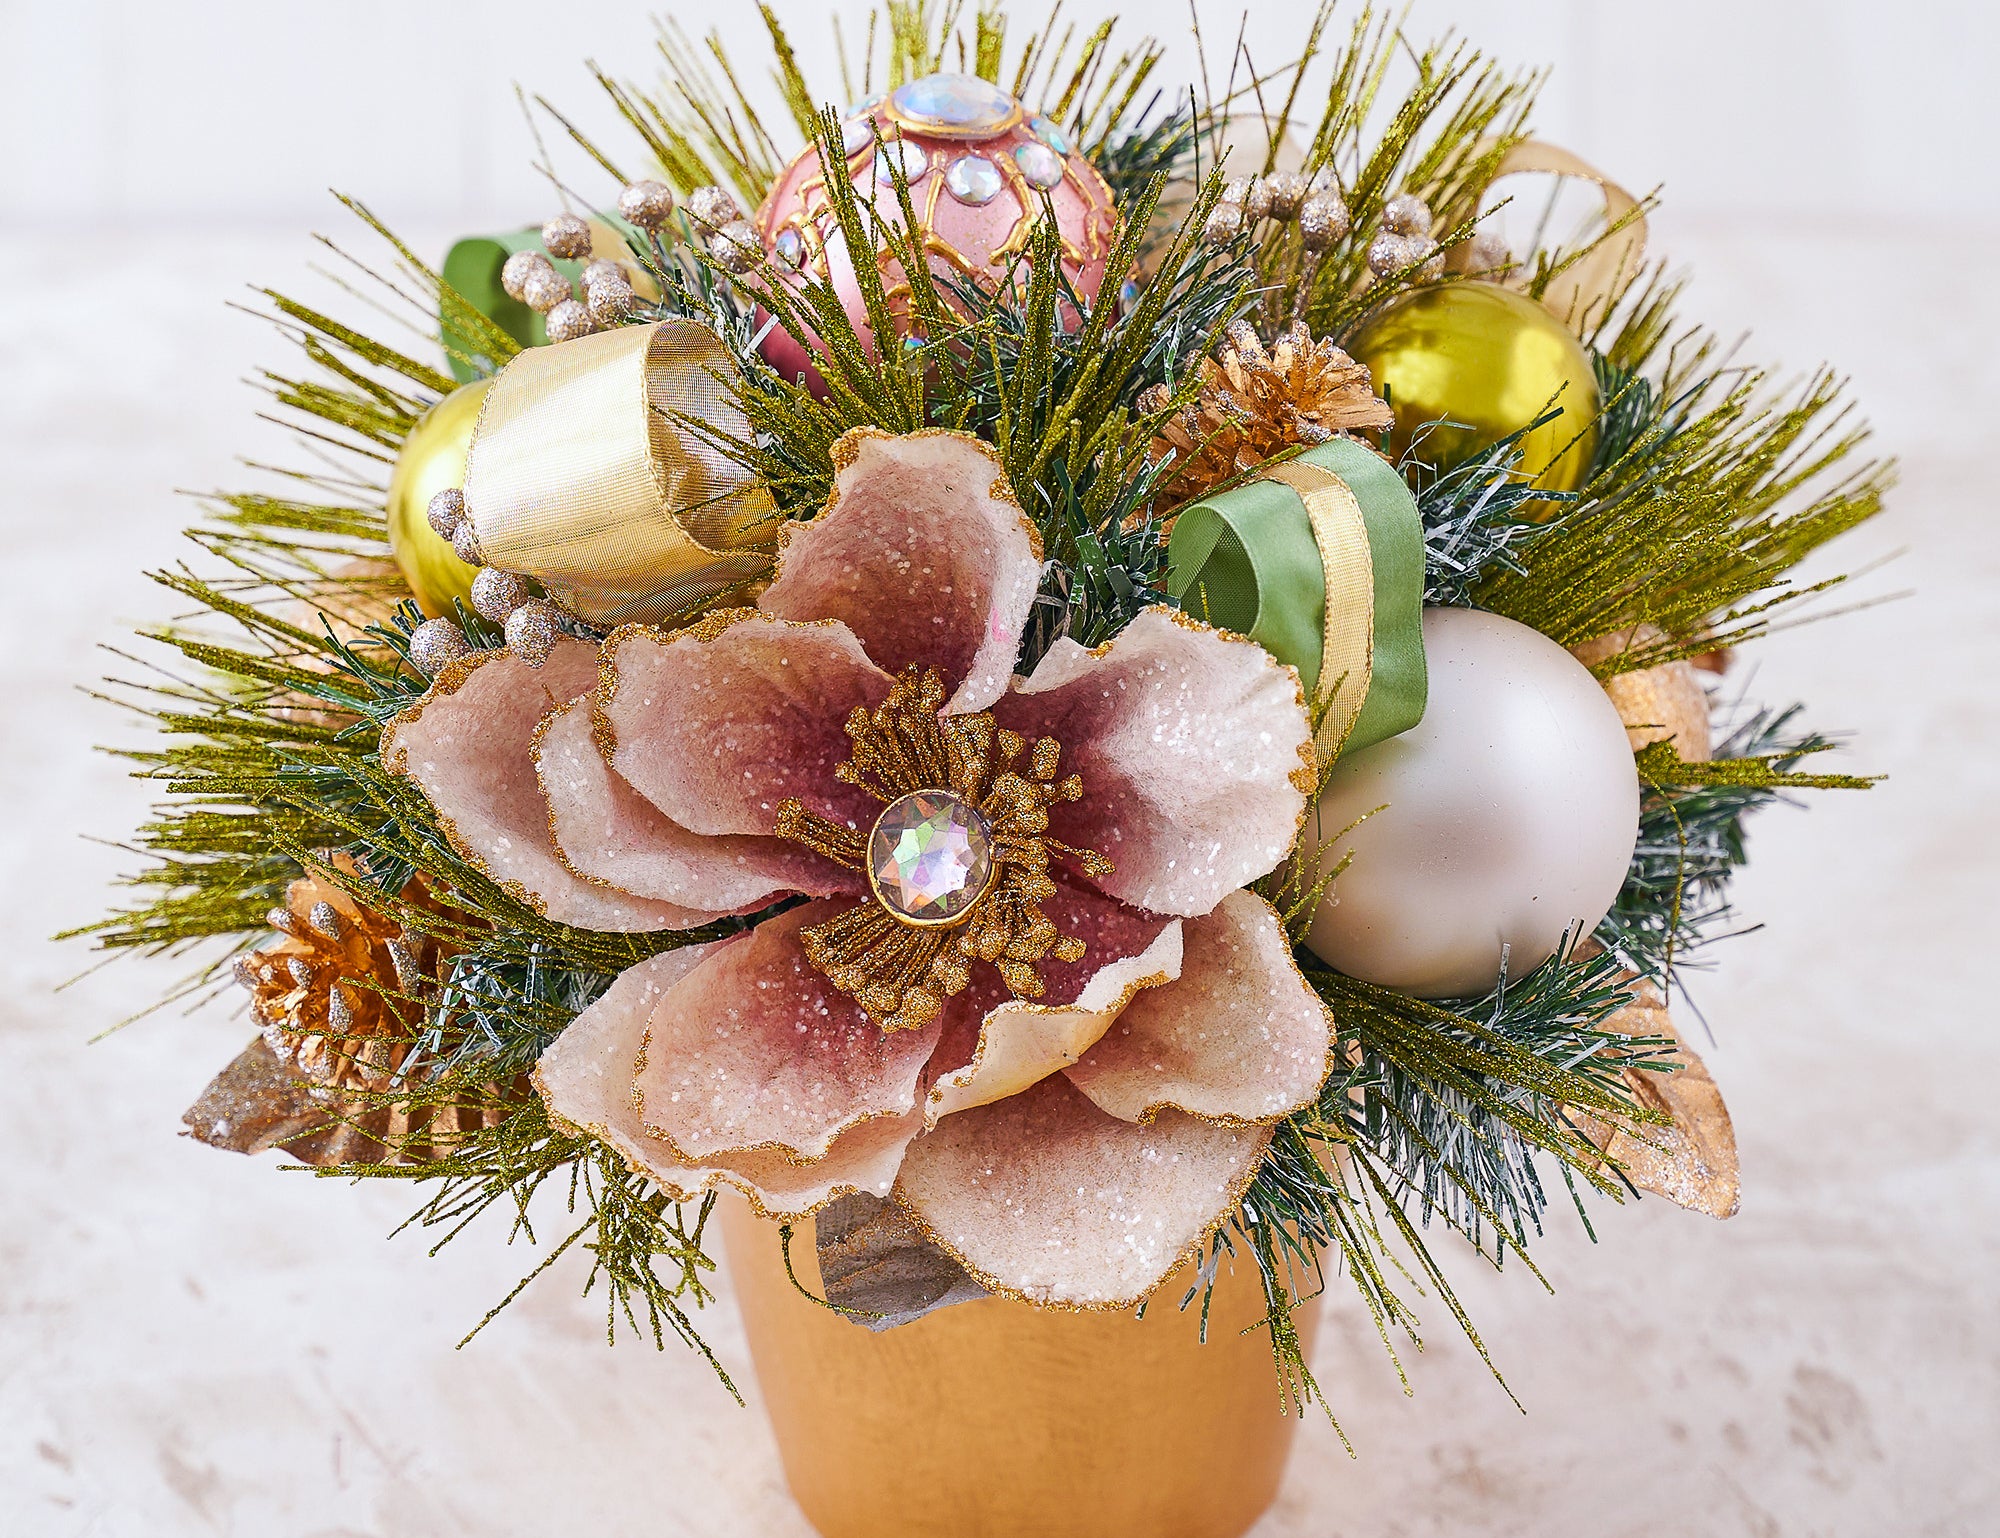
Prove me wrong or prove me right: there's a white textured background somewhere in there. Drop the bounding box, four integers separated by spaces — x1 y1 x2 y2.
4 3 1996 1536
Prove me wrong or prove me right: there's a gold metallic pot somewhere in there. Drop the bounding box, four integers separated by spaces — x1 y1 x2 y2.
720 1196 1321 1538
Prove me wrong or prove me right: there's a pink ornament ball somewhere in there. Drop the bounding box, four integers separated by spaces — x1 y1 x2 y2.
754 73 1119 391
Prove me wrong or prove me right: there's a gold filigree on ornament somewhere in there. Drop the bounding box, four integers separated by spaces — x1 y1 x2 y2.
774 666 1112 1033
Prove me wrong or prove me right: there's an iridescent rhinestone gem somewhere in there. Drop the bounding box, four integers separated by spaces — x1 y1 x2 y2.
772 227 804 267
1028 114 1071 154
887 72 1019 138
842 115 876 156
868 790 995 926
944 153 1003 206
875 139 931 186
1013 141 1064 189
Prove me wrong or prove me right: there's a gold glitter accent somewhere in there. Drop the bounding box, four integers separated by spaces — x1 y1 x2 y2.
774 666 1112 1033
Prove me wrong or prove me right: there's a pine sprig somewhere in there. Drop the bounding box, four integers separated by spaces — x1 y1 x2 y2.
1222 939 1671 1413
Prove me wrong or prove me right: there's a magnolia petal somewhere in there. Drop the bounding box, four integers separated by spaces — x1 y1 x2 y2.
1066 890 1334 1125
383 639 701 932
926 916 1183 1125
534 945 921 1219
894 1073 1271 1308
633 901 943 1163
1585 989 1741 1219
761 428 1043 715
536 695 857 912
997 608 1314 918
599 612 890 840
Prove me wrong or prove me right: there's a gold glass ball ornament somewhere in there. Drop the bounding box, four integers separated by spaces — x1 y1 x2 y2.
1346 281 1600 493
386 378 491 617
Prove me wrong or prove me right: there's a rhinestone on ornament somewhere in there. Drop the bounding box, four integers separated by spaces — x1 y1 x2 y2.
867 791 996 927
842 115 876 156
875 140 931 186
885 72 1020 138
772 227 805 267
944 153 1003 206
1013 141 1064 190
1027 114 1070 154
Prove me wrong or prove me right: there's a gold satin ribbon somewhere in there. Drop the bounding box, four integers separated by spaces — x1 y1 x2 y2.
1257 460 1375 759
1470 138 1648 327
462 319 779 627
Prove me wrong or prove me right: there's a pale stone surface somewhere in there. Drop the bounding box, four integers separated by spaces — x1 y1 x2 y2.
2 210 1996 1537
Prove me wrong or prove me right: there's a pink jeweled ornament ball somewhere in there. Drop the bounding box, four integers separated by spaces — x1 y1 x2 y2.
754 72 1119 388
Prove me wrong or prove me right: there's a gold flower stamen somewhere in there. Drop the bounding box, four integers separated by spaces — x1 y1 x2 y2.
773 666 1111 1032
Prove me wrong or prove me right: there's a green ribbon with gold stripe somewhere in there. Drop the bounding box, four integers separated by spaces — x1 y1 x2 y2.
1165 437 1427 760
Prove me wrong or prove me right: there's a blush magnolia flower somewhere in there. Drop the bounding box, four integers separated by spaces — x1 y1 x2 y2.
385 428 1335 1307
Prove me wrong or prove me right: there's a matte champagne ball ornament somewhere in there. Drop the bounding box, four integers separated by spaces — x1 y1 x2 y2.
1349 281 1600 493
386 379 491 617
1298 607 1640 999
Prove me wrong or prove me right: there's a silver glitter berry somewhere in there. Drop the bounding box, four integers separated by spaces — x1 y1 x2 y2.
1203 201 1245 245
1220 176 1255 205
544 298 597 342
687 184 742 231
425 486 465 539
450 519 483 565
470 566 532 623
1243 177 1275 222
586 277 637 325
504 599 560 668
711 219 763 274
307 901 342 939
1298 191 1352 253
581 259 627 288
1381 192 1432 238
520 266 572 314
1462 230 1512 273
1367 230 1422 277
410 617 473 677
619 179 677 230
542 212 593 260
1264 170 1308 220
500 249 555 302
1308 167 1336 192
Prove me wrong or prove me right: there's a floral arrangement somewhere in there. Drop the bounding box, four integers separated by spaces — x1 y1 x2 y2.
81 0 1885 1420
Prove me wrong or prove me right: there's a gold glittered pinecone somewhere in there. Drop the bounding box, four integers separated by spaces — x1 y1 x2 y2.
232 868 452 1097
1143 319 1395 509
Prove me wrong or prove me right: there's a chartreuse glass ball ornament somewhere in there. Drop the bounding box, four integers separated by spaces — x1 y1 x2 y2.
1297 607 1639 999
386 378 491 617
1347 281 1600 494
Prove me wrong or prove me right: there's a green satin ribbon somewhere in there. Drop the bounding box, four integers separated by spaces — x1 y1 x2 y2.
1166 437 1427 759
440 217 657 383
